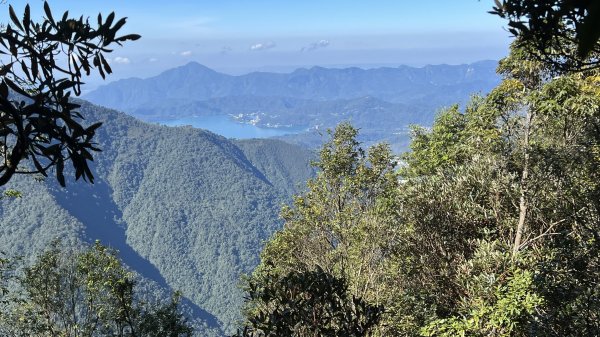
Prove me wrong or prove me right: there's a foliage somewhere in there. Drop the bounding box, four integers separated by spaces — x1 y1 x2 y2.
0 1 139 186
0 189 20 199
491 0 600 72
0 253 15 306
421 255 543 337
0 241 193 337
234 266 383 337
245 38 600 335
259 123 401 283
0 102 316 334
138 293 195 337
398 44 600 336
244 122 402 334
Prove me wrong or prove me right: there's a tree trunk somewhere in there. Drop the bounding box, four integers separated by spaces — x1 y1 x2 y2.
513 111 532 256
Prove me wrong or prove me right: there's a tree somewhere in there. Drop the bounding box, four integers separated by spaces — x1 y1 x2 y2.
400 42 600 335
0 1 139 187
0 241 193 337
491 0 600 72
245 123 403 334
249 41 600 335
234 266 383 337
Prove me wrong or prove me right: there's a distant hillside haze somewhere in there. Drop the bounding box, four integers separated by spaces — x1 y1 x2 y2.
0 102 315 335
85 61 499 111
84 61 500 152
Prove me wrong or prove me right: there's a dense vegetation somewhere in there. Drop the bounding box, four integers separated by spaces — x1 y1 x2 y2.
237 41 600 335
2 1 600 336
491 0 600 72
0 241 192 337
235 266 384 337
0 103 315 335
0 2 314 336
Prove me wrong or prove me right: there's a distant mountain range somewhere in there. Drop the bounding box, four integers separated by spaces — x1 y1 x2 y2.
85 61 501 152
0 102 315 335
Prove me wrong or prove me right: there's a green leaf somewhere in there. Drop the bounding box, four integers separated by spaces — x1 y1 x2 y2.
85 122 103 134
100 53 112 75
4 78 32 98
32 155 47 176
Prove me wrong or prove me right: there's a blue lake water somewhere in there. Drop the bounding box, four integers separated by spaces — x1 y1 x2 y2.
158 115 306 139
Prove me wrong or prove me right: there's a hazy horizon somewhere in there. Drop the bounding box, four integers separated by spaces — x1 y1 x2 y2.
1 1 510 90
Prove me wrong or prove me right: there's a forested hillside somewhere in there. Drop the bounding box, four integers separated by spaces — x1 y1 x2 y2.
0 101 315 334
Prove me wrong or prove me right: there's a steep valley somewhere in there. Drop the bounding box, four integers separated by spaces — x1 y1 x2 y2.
0 101 315 335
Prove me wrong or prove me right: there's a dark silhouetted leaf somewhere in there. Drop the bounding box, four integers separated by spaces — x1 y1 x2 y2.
56 157 65 187
0 82 8 99
23 4 30 34
43 1 54 25
116 34 141 42
8 5 23 31
577 1 600 58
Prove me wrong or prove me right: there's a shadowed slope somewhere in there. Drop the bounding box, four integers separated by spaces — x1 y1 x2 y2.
0 101 314 335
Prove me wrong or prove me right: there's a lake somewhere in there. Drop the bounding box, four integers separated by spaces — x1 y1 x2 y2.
157 115 306 139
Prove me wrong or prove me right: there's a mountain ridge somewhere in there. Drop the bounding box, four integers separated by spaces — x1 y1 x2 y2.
0 101 316 335
85 61 499 112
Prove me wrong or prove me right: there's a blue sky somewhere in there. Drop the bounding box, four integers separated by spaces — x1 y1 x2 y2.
2 1 511 87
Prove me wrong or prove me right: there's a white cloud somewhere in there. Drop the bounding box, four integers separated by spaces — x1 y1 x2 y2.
250 42 276 51
180 50 193 57
113 56 131 64
148 57 159 62
301 40 330 52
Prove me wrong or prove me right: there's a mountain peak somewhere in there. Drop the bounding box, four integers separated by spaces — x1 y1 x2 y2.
177 61 218 74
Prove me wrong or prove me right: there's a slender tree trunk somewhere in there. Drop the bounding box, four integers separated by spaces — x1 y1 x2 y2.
513 111 532 256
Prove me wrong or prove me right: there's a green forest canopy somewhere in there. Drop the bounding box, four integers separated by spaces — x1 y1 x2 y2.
236 19 600 337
